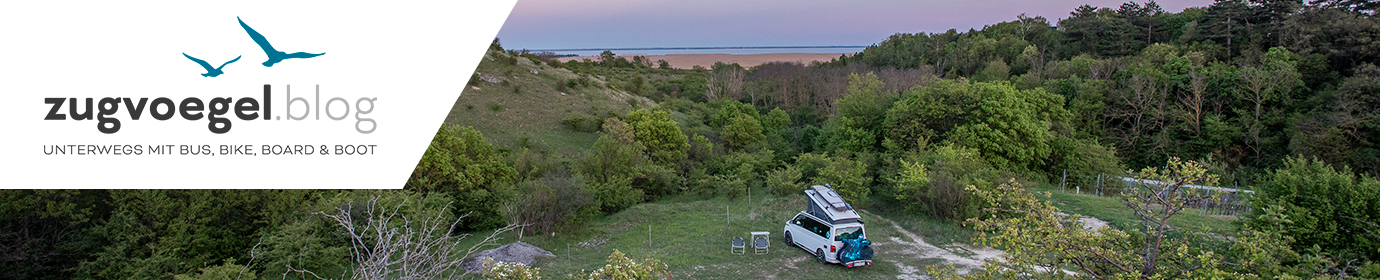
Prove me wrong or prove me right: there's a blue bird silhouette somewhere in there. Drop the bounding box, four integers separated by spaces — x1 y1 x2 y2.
183 53 241 77
238 17 325 67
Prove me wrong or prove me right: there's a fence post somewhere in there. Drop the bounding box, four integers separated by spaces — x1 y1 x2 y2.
1061 170 1067 193
1095 174 1103 196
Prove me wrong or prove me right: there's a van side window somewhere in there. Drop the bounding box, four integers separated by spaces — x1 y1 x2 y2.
800 216 829 238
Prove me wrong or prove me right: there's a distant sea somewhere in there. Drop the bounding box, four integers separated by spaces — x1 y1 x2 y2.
533 46 868 56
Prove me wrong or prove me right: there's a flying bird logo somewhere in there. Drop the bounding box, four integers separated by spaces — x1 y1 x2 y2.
183 53 240 77
237 17 326 67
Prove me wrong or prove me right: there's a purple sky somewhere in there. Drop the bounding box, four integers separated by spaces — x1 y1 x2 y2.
496 0 1215 50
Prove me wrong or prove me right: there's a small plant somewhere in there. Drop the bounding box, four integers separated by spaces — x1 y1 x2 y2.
513 85 523 94
466 104 475 110
489 103 503 111
584 250 668 280
483 259 542 280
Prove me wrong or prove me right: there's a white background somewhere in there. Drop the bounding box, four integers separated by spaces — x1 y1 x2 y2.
0 1 517 188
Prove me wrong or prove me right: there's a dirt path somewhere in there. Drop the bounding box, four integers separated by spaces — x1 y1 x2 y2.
860 210 1003 279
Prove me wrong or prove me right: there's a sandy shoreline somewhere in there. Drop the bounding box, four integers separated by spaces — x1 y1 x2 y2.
556 53 850 69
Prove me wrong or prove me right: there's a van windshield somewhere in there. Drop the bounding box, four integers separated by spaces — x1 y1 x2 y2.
834 226 864 241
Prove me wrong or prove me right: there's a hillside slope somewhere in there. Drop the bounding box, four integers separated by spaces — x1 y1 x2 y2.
448 50 656 156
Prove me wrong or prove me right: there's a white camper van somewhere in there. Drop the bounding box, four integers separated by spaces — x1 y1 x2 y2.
782 184 874 267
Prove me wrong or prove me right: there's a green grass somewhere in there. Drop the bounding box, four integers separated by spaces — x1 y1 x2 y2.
447 50 656 157
1031 185 1240 234
455 187 977 279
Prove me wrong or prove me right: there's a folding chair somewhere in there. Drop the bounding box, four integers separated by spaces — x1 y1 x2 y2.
752 231 770 254
731 236 746 255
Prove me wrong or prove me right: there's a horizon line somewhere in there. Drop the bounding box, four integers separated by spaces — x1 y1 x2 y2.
526 45 870 52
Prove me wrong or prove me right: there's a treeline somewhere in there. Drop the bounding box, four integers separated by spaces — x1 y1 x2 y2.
5 1 1379 279
0 189 470 279
840 0 1380 180
472 0 1380 272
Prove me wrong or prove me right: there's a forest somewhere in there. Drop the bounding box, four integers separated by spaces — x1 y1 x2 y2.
3 0 1379 279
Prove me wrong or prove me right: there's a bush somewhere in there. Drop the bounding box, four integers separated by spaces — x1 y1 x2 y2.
562 112 602 133
406 126 517 229
512 171 597 235
766 165 804 196
584 250 668 280
722 114 765 149
483 259 542 280
625 109 690 165
172 260 253 280
1249 156 1380 261
793 152 831 183
715 174 747 200
251 190 460 278
814 155 871 206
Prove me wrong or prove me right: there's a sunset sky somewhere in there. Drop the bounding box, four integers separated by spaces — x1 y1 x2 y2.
496 0 1215 50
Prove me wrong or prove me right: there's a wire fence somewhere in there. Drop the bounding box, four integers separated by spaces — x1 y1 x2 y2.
1058 169 1254 216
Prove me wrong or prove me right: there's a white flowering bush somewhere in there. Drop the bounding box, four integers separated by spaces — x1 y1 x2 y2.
585 250 668 280
482 258 542 280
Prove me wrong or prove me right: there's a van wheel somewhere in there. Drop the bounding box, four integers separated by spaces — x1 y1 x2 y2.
815 248 827 264
784 232 795 248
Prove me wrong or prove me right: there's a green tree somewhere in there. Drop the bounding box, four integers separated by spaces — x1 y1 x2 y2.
935 159 1233 279
766 165 804 196
580 133 648 214
972 60 1011 82
891 159 931 208
1249 156 1380 260
821 73 895 153
625 109 689 165
407 125 518 229
722 113 765 148
814 155 872 206
949 81 1064 171
762 107 792 132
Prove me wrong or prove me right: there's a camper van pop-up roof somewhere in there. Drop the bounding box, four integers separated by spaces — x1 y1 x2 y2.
804 185 862 225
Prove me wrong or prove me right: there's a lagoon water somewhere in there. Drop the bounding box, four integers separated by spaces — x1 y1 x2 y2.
538 46 867 57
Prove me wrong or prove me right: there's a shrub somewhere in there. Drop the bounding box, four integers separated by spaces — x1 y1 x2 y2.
793 152 831 182
172 260 253 280
1249 156 1380 261
406 126 517 229
814 155 871 206
716 150 776 180
891 159 931 208
625 109 689 165
513 171 597 235
722 114 765 149
766 165 803 196
483 259 542 280
562 113 602 133
584 250 668 280
716 174 747 200
579 134 649 213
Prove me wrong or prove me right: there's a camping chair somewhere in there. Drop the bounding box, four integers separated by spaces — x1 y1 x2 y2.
752 231 770 254
731 236 746 255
